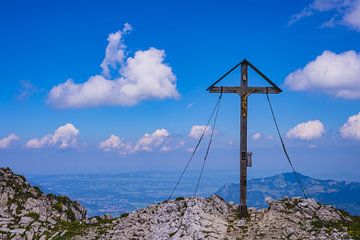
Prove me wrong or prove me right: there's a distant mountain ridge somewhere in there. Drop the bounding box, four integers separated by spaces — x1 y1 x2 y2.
215 172 360 215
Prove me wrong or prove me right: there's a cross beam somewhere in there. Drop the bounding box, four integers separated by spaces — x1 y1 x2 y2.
209 86 280 94
207 59 281 217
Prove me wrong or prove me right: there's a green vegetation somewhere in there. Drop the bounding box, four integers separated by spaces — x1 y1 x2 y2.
26 212 40 221
33 186 43 195
311 215 360 240
120 213 129 219
175 197 185 201
53 201 63 212
348 216 360 240
47 193 56 198
52 221 89 239
66 209 76 221
50 217 114 239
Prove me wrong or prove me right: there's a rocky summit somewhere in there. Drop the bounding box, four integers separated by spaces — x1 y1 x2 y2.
1 168 359 240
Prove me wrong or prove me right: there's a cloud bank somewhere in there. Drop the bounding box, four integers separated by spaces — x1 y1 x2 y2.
0 134 19 149
286 120 325 140
289 0 360 31
99 129 171 155
285 50 360 99
25 123 79 149
340 112 360 140
48 23 179 108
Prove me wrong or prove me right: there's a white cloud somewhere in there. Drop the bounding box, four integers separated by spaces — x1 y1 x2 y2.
340 112 360 140
0 134 19 149
133 129 170 152
47 24 179 108
251 132 262 140
286 120 325 140
25 123 79 149
160 146 171 152
99 135 132 153
289 0 360 31
99 129 172 155
188 125 211 139
343 1 360 31
285 50 360 99
100 23 132 77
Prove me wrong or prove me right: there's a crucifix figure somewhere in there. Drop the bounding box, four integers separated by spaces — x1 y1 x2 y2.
207 59 282 217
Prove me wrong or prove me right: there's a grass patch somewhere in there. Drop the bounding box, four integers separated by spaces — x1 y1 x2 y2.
66 209 76 221
51 221 89 239
120 213 129 219
49 216 115 239
53 201 63 212
33 186 42 196
311 216 360 240
26 212 40 221
348 216 360 240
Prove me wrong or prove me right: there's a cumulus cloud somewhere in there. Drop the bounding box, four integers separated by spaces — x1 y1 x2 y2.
25 123 79 149
47 23 179 108
286 120 325 140
100 129 171 155
289 0 360 31
188 125 211 139
0 134 19 149
251 132 262 140
133 129 170 152
285 50 360 99
340 112 360 140
100 23 132 77
99 135 132 153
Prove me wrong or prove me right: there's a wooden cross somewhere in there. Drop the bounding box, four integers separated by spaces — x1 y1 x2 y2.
207 59 282 217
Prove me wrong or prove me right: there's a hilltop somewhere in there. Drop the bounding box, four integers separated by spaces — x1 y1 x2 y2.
1 168 359 239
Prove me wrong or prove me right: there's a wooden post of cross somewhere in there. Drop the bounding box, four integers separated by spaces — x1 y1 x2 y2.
207 59 282 217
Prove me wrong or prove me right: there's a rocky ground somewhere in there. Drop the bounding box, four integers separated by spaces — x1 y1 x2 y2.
0 167 359 240
72 196 358 240
0 168 86 239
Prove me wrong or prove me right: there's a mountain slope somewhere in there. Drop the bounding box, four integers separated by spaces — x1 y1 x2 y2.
0 168 86 239
215 172 360 215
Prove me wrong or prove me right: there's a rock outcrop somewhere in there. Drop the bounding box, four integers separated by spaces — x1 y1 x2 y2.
0 168 86 239
0 167 359 240
72 195 357 240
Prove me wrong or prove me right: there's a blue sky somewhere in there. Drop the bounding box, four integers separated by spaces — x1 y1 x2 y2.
0 0 360 179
